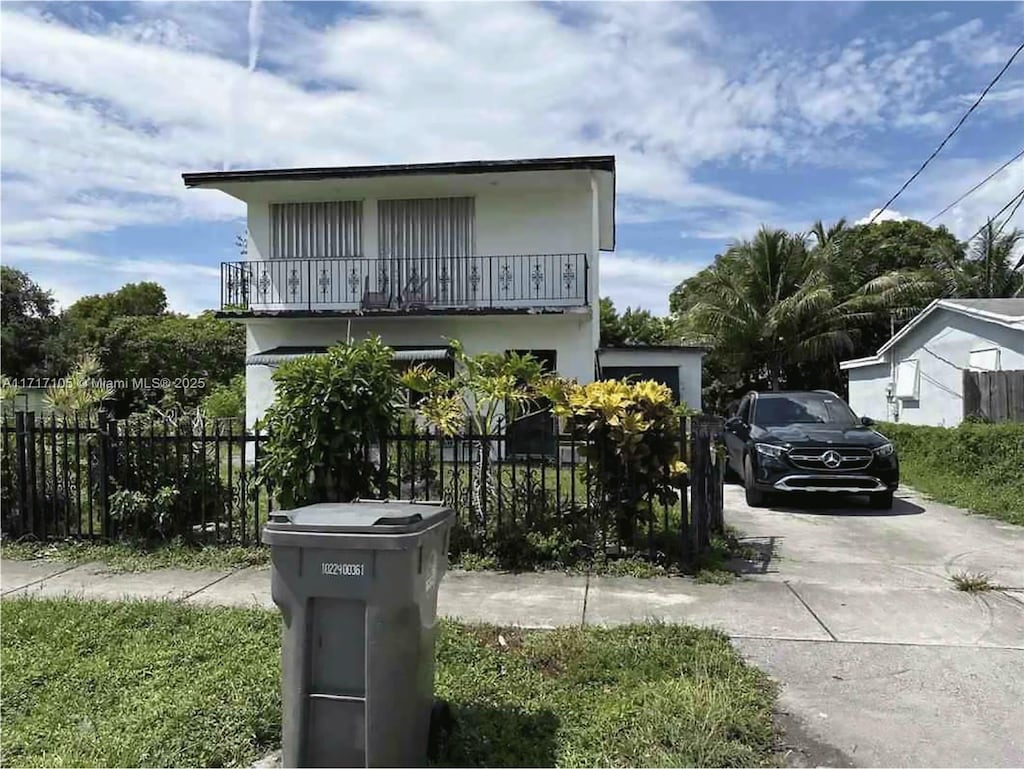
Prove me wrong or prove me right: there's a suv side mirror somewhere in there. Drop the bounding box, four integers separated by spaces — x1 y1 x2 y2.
860 416 875 427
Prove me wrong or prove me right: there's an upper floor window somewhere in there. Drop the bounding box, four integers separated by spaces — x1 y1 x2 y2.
270 201 362 259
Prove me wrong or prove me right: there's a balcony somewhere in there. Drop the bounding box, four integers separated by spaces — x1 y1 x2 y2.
219 253 589 315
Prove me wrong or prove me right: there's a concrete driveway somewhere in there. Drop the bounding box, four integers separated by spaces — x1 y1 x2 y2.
724 483 1024 768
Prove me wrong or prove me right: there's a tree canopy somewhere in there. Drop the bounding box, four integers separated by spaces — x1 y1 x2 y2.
1 267 56 379
599 298 675 347
0 271 243 415
671 217 1022 411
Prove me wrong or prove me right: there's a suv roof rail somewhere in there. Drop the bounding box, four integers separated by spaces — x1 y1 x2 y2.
813 389 839 397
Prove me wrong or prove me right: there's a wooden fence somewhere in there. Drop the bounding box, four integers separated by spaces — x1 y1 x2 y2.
963 370 1024 423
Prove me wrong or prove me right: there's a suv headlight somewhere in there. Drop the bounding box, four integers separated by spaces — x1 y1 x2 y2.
755 443 785 459
873 443 895 458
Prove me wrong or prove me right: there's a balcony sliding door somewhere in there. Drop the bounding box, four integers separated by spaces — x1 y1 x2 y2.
264 201 363 308
378 197 475 308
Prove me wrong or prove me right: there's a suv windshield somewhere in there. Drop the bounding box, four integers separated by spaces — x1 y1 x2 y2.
753 393 858 427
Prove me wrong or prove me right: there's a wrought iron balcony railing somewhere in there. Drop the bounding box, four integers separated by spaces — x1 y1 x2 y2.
220 253 589 312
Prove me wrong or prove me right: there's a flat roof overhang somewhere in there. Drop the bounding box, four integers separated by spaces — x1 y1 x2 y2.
183 155 616 250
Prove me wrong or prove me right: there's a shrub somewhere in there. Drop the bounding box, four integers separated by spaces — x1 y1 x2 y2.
110 411 229 540
257 337 402 508
879 420 1024 525
108 487 179 540
457 467 593 570
403 342 558 534
201 374 245 422
549 379 688 542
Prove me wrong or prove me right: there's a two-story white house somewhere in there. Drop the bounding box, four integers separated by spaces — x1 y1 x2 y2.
183 156 616 430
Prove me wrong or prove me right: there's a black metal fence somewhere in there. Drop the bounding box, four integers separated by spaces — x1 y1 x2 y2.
221 253 590 312
1 411 725 567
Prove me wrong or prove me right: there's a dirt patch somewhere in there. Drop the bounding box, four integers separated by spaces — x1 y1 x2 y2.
464 624 527 652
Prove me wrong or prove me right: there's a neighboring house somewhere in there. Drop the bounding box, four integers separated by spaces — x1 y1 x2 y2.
597 345 706 411
183 156 616 430
840 298 1024 426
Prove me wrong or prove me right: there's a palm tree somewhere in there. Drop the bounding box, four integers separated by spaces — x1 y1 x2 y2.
858 221 1024 308
685 227 854 391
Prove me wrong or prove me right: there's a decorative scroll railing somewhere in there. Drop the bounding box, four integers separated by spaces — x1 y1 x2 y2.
220 253 589 312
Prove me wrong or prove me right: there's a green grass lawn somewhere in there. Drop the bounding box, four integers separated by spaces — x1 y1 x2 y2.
1 598 779 768
1 539 271 572
879 421 1024 526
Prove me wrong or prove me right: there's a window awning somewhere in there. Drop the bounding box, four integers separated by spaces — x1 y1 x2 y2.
245 346 451 366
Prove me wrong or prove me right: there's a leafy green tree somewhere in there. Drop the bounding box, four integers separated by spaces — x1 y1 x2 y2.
841 219 962 277
97 313 244 413
600 297 673 346
672 218 972 407
201 374 245 423
49 282 168 374
1 266 57 378
862 222 1023 306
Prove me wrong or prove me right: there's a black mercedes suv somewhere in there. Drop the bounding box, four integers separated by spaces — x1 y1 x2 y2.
724 390 899 509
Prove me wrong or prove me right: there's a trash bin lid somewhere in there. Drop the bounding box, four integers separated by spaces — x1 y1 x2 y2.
263 500 453 536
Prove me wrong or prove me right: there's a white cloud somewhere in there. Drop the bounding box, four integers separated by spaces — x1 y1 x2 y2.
855 155 1024 238
600 251 704 315
855 208 909 225
3 243 220 314
1 2 1022 313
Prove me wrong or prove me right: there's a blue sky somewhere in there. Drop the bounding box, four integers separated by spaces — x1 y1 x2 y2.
2 1 1022 314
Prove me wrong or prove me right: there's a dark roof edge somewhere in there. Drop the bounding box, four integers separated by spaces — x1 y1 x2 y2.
598 344 709 353
183 155 615 188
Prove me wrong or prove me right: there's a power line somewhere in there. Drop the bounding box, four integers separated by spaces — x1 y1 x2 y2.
927 146 1024 224
994 188 1024 239
964 186 1024 243
869 40 1024 225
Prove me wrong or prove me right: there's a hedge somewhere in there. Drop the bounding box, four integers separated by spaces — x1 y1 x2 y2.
878 421 1024 525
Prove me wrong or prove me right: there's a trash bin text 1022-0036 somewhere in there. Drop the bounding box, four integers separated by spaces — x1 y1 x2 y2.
262 500 455 768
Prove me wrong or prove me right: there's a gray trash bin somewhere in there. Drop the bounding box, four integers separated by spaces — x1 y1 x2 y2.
262 500 455 768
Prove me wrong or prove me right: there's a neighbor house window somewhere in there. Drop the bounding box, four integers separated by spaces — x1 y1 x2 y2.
270 201 362 258
968 347 1001 371
895 359 919 400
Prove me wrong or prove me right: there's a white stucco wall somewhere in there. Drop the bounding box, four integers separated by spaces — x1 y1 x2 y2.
847 362 896 422
596 348 704 412
244 173 600 314
244 314 596 429
844 310 1024 427
237 169 606 428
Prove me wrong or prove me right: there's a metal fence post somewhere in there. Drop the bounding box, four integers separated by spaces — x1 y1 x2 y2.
96 409 116 539
13 411 30 537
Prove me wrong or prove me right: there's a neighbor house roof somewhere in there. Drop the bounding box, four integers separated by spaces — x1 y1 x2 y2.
839 297 1024 370
940 297 1024 320
597 344 709 354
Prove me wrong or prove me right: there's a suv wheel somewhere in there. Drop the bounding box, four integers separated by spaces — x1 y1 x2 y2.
743 455 767 507
869 490 894 510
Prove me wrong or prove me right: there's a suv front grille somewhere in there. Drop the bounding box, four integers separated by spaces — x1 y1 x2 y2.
787 447 872 471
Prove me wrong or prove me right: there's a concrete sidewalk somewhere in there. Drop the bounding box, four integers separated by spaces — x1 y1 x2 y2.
0 558 827 641
2 556 1022 648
